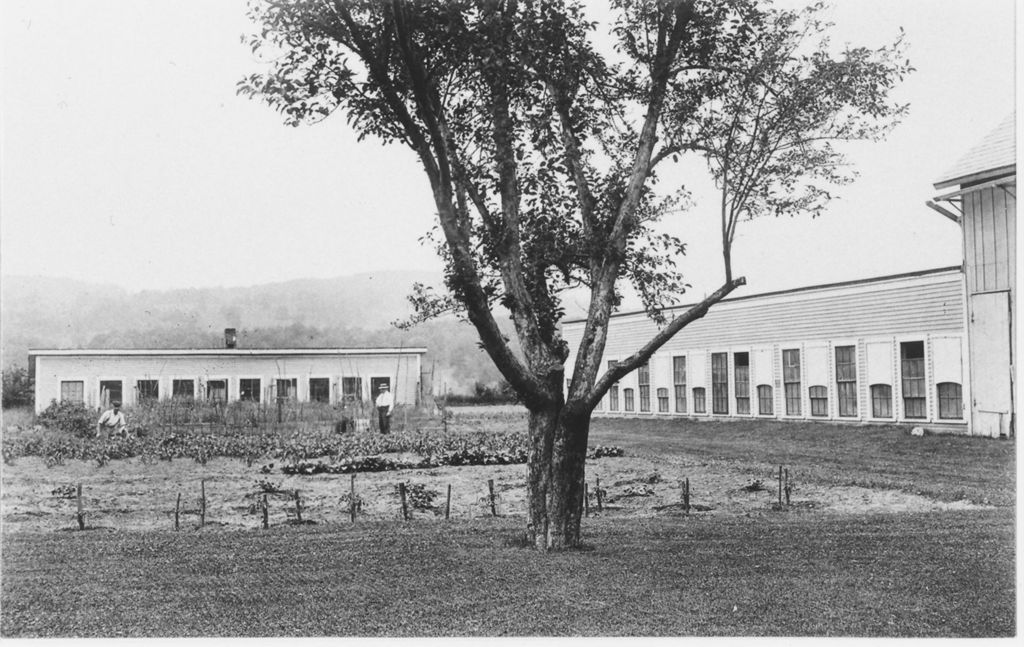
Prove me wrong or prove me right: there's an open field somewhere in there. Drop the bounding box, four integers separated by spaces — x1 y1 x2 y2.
1 406 1016 636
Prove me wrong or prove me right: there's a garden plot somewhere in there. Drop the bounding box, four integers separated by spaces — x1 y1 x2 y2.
0 449 988 534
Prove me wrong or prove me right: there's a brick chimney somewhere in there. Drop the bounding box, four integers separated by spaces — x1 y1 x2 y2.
225 328 237 349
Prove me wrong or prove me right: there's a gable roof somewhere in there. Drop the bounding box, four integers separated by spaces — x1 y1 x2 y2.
934 113 1016 189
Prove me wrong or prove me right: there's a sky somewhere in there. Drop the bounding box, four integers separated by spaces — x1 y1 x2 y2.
0 0 1017 305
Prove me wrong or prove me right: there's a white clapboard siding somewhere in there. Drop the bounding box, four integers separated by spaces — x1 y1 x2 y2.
804 345 830 388
650 353 671 393
931 336 964 384
866 341 895 385
689 352 707 389
753 348 773 386
570 269 963 359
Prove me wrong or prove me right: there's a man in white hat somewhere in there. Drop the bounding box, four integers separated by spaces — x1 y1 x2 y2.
375 383 394 434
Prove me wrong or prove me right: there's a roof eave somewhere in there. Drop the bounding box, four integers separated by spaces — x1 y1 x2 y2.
933 164 1016 190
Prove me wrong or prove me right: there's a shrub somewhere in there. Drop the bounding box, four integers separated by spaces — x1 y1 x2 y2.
2 365 33 409
37 400 94 438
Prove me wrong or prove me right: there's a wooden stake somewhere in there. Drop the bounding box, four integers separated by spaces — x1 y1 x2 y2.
445 484 452 521
294 490 303 523
76 483 85 531
175 492 181 531
262 493 269 529
595 477 603 512
487 479 497 516
399 482 409 520
350 474 357 522
584 483 590 517
778 465 783 508
785 468 791 507
200 479 206 528
684 478 690 515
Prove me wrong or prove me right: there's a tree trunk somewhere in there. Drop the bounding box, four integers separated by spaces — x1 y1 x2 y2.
527 403 590 550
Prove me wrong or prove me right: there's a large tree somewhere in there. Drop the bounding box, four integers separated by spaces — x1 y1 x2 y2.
240 0 908 549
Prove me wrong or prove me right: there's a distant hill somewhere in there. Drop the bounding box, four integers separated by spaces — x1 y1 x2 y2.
0 271 525 394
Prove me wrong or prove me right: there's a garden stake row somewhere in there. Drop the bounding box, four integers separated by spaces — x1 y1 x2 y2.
445 484 452 520
682 478 690 515
399 482 409 520
294 490 303 523
487 479 497 516
262 494 269 529
584 483 590 517
175 493 181 531
76 483 85 530
595 477 603 512
200 479 207 528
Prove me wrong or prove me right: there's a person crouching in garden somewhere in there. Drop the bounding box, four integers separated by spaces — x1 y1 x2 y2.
375 383 393 434
97 400 129 438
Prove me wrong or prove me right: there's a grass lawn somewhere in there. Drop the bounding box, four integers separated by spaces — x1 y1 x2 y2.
0 510 1013 637
590 417 1016 506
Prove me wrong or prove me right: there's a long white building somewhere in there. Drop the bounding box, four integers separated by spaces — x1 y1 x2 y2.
563 267 968 430
29 341 426 413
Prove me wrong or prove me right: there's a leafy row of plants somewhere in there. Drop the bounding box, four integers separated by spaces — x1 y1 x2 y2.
4 423 530 466
279 445 623 476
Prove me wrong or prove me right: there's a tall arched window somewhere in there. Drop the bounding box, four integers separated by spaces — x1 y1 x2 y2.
937 382 962 419
809 386 828 417
757 385 773 415
693 387 706 414
870 384 892 418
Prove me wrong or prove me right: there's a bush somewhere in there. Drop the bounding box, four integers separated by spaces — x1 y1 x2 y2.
37 400 94 438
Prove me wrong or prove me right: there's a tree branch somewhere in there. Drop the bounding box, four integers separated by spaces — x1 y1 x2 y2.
584 276 747 410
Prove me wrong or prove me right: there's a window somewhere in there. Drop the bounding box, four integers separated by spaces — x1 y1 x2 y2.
342 377 363 402
757 385 773 415
60 381 84 403
734 352 750 414
638 362 651 412
937 382 962 420
276 378 298 401
901 341 926 419
370 377 391 398
711 353 729 414
607 360 619 412
136 380 159 401
871 384 892 418
172 379 194 400
207 379 228 402
693 387 706 414
309 378 330 403
835 346 857 417
783 349 801 416
657 388 669 413
240 378 261 402
809 386 828 416
99 380 122 406
672 356 687 413
622 388 635 412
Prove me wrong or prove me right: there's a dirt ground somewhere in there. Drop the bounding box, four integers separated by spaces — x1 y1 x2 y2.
0 449 987 533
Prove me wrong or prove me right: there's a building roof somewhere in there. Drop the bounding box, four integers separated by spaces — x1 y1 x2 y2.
562 266 962 325
28 347 427 357
934 113 1016 189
